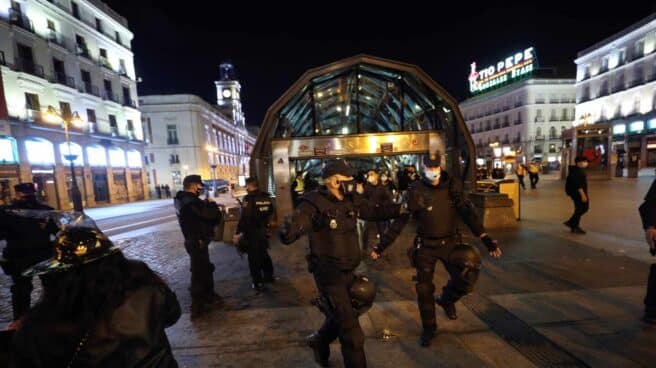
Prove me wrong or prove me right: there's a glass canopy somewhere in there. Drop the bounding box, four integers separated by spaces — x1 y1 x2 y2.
273 63 456 138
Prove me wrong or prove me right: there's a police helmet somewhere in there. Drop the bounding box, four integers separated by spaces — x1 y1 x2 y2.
350 275 377 315
447 243 482 270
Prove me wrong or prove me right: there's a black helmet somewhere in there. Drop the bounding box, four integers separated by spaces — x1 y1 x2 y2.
447 243 482 270
350 275 376 315
321 160 356 179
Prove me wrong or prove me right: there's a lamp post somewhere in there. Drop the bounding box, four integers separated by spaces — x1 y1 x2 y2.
44 105 85 211
206 145 219 197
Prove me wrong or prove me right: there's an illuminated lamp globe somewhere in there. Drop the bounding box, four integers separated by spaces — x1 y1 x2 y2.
43 106 63 124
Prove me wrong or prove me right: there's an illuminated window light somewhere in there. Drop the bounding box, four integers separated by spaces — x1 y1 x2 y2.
612 124 626 135
649 119 656 130
336 106 342 112
341 127 349 134
629 121 644 133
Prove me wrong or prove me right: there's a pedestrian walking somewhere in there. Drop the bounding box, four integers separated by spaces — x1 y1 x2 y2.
174 175 223 318
279 160 402 368
363 169 394 247
11 222 181 367
528 162 540 189
639 178 656 324
233 177 275 291
515 164 527 190
371 151 501 347
564 156 589 234
164 184 171 198
0 183 58 322
155 185 162 199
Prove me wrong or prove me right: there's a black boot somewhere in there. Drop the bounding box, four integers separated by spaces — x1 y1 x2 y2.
306 332 330 366
419 329 435 347
435 295 458 320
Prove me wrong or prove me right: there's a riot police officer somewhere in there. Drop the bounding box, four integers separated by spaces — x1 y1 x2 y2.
233 177 275 291
174 175 223 317
370 151 502 347
279 160 402 368
0 183 58 321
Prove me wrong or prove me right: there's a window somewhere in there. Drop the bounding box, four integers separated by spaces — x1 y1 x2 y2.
108 148 125 167
549 144 557 153
75 34 88 56
562 108 568 121
71 2 80 19
115 31 122 45
550 109 557 121
549 126 557 139
169 154 180 164
95 17 103 33
59 101 71 120
109 114 118 135
47 19 55 31
147 118 153 143
119 59 127 75
535 109 543 122
122 87 130 105
99 48 107 59
86 109 96 123
536 127 542 137
87 146 107 166
171 170 181 185
167 125 178 145
635 39 645 58
149 153 155 163
0 137 19 164
127 150 142 168
127 119 134 131
25 93 40 111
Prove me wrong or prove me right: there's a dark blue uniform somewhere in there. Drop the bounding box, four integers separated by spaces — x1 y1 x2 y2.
236 190 274 285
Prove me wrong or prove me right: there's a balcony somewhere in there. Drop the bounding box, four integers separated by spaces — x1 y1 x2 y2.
51 72 75 88
76 44 92 60
512 137 521 144
549 135 560 140
103 91 120 103
502 139 510 145
493 124 501 129
610 84 624 93
123 97 137 108
14 58 45 78
167 138 179 145
626 79 641 89
534 117 545 123
485 126 491 131
79 83 101 98
110 126 119 137
25 108 42 122
514 101 523 108
535 135 545 141
98 57 113 71
169 157 180 165
576 95 590 103
514 119 523 125
535 99 545 104
9 9 34 33
502 122 510 127
549 116 558 122
87 122 96 134
46 30 69 50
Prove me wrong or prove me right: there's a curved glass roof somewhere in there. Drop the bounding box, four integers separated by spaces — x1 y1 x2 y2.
273 63 456 138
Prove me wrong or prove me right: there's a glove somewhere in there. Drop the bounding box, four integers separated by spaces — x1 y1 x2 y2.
481 235 498 252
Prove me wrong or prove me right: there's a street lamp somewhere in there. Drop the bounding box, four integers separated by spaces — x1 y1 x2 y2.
206 145 219 197
43 105 85 211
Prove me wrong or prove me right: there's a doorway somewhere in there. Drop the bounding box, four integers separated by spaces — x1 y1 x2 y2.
92 171 108 203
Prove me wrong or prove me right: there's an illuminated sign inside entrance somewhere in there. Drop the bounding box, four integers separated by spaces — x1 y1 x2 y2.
468 47 536 94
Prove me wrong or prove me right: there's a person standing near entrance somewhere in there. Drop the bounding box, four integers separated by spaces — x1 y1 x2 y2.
0 183 58 322
515 164 527 190
174 175 223 317
363 169 394 245
564 157 589 234
528 162 540 189
370 151 502 347
233 177 275 291
279 160 402 368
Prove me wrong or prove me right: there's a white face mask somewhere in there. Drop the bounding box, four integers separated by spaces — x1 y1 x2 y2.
424 168 441 181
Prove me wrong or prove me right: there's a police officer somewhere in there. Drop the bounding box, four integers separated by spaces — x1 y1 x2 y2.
174 175 223 317
370 151 502 347
233 177 275 291
279 160 402 368
0 183 58 321
363 169 394 245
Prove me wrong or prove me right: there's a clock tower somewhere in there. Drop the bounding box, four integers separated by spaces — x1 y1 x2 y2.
215 62 245 126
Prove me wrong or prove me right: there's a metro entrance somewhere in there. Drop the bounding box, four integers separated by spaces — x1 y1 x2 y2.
250 55 477 220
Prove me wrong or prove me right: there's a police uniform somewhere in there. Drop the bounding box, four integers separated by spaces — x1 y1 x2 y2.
374 153 498 345
0 183 57 320
236 184 274 287
279 160 401 368
173 175 222 313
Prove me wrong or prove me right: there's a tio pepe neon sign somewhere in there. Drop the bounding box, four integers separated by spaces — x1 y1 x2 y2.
469 47 535 94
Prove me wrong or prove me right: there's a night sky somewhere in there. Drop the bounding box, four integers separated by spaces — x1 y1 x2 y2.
104 1 656 128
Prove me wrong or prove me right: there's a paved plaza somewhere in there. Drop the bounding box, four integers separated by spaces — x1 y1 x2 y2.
2 174 656 367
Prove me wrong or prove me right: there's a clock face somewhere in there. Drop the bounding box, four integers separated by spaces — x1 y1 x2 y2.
222 89 232 98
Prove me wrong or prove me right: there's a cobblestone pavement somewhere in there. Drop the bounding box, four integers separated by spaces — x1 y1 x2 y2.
2 176 656 367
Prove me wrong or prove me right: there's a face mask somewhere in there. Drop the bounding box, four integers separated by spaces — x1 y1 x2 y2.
195 186 204 196
424 168 441 181
337 179 356 195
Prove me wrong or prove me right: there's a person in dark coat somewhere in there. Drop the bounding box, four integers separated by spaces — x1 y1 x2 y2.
564 156 589 234
233 177 275 291
155 185 162 199
639 178 656 324
0 183 58 321
164 184 171 198
363 169 394 246
11 223 181 368
174 175 223 317
279 160 402 368
371 151 501 347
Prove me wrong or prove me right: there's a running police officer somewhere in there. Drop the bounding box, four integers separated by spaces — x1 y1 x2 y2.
279 160 403 368
370 151 502 347
0 183 58 321
174 175 223 317
233 177 275 291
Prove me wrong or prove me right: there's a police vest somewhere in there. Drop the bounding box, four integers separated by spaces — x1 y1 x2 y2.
408 177 458 240
241 191 273 225
302 191 361 271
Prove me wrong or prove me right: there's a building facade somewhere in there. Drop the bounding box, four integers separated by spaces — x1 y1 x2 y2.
0 0 146 209
460 78 576 170
139 93 255 194
574 13 656 173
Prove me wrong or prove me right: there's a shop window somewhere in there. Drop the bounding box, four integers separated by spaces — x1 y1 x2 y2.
108 147 126 167
86 145 107 166
127 150 142 168
0 137 18 163
25 138 55 165
59 142 83 166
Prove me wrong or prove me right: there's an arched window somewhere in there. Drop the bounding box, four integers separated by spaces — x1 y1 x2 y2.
59 142 84 166
0 137 19 164
127 150 142 168
536 127 542 137
549 126 557 139
108 147 126 167
87 145 107 167
25 138 55 165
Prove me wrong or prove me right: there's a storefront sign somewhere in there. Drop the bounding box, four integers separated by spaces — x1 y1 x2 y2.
380 143 393 153
468 47 536 94
0 164 19 177
286 132 438 158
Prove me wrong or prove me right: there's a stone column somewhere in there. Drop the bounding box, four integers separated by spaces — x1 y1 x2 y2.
125 167 135 202
83 166 96 207
16 137 32 183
